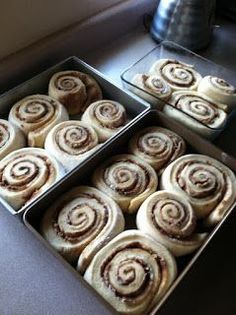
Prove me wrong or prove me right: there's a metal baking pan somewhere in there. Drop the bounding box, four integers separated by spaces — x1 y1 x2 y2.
0 56 150 215
23 109 236 314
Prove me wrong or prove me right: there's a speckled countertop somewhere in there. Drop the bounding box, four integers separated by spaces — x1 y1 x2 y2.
0 13 235 315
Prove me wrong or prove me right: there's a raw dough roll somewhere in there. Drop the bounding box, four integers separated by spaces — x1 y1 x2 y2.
84 230 177 315
131 73 172 106
48 70 103 115
0 148 64 211
164 91 227 138
0 119 26 160
137 191 207 256
9 94 69 147
198 75 236 110
81 100 127 142
160 154 236 226
92 154 158 213
129 126 186 174
149 59 202 91
41 186 125 273
45 121 99 172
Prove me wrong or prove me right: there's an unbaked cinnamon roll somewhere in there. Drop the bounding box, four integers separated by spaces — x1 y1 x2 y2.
131 73 172 106
92 154 158 213
81 100 127 142
41 186 125 273
8 94 69 148
0 119 26 160
129 126 186 174
0 148 64 211
137 191 207 256
164 91 227 138
198 75 236 110
161 154 236 226
84 230 177 315
45 121 99 172
149 59 202 91
48 70 103 115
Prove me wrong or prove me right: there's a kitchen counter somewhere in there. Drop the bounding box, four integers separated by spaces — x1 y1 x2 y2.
84 17 236 90
0 11 235 315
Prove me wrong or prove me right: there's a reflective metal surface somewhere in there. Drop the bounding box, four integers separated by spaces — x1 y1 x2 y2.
151 0 216 51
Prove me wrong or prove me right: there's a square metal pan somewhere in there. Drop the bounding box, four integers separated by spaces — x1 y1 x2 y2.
23 109 236 314
0 56 150 215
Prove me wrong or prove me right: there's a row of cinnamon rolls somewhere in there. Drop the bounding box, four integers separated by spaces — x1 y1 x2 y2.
131 59 236 138
40 126 236 314
0 71 128 211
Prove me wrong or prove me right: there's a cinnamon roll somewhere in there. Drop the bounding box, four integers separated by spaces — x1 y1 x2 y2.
84 230 177 315
0 148 64 211
41 186 125 273
164 91 227 138
149 59 202 91
92 154 158 213
131 73 172 106
137 191 207 256
81 100 127 142
48 70 103 115
161 154 236 226
8 94 69 148
129 126 186 174
0 119 26 160
198 75 236 110
45 121 99 172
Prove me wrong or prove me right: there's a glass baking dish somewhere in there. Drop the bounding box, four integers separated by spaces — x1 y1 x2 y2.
121 41 236 140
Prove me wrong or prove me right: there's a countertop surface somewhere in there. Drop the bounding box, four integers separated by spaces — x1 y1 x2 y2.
0 14 235 315
0 207 113 315
85 17 236 88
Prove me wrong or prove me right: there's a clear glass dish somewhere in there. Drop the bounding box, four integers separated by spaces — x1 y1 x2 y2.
121 41 236 140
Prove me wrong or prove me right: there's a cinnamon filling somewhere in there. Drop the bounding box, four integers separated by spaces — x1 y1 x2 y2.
103 159 151 196
160 60 196 87
52 192 109 243
100 242 167 300
0 123 10 148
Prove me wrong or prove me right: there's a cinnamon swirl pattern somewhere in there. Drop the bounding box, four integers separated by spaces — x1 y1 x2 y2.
84 230 177 315
48 70 103 115
161 154 236 226
0 148 63 211
149 59 202 91
41 186 125 273
164 91 227 138
129 126 186 173
92 154 158 213
0 119 25 160
131 73 172 106
45 121 99 172
198 75 236 110
81 100 127 142
137 191 207 256
8 94 69 148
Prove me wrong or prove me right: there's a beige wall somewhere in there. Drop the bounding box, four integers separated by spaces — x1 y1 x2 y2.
0 0 124 60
